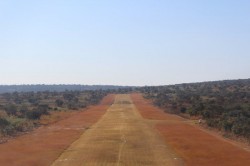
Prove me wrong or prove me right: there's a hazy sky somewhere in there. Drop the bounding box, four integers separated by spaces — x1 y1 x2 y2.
1 0 250 86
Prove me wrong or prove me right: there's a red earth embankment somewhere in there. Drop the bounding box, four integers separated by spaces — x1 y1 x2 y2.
0 94 115 166
131 93 250 166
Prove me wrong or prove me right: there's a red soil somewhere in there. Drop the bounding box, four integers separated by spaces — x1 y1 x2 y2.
131 93 183 121
0 94 115 166
131 93 250 166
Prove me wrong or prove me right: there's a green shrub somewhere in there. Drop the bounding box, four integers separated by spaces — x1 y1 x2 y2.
10 117 33 132
4 104 18 116
55 99 64 107
26 109 43 119
180 107 187 113
2 125 15 135
0 117 10 128
1 117 33 135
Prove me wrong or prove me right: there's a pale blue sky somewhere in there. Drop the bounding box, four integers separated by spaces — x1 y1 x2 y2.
0 0 250 86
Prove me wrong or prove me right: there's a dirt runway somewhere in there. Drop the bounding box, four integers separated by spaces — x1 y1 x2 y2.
1 93 248 166
52 94 182 166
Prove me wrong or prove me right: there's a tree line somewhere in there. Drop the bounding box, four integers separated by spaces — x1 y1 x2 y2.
0 85 135 93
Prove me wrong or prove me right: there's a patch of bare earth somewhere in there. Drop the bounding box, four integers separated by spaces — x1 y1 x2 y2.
0 94 115 166
131 93 250 166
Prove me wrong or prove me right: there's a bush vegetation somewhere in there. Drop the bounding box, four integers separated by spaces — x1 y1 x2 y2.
139 79 250 139
0 90 108 137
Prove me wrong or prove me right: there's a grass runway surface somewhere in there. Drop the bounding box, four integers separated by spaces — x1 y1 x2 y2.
52 94 181 166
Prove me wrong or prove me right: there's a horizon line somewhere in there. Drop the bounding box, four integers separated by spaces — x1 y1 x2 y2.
0 78 249 87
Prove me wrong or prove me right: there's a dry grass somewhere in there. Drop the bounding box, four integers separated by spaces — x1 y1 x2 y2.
39 111 74 125
131 93 250 166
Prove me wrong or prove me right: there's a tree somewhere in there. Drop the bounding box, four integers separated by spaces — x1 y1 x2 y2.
180 107 187 113
4 104 18 116
55 99 64 107
0 118 9 128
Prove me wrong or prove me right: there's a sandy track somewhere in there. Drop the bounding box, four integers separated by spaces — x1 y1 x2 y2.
52 94 182 166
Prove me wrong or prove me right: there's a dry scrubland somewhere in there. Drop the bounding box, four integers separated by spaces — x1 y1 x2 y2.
0 93 249 166
0 90 107 140
141 79 250 139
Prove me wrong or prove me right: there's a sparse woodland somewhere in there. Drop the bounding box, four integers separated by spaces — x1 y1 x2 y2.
140 79 250 139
